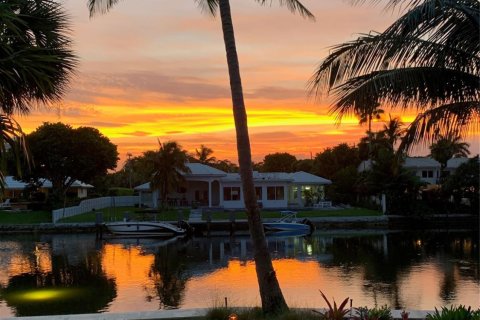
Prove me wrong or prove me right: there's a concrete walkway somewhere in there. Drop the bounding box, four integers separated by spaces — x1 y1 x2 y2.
2 308 435 320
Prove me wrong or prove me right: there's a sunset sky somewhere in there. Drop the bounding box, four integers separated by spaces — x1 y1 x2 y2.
15 0 479 166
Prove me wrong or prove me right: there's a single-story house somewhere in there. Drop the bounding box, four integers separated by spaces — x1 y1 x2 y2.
135 163 332 209
2 176 94 200
358 157 470 185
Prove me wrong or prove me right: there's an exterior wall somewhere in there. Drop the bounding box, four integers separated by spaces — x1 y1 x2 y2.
409 167 440 184
77 188 88 199
220 181 289 209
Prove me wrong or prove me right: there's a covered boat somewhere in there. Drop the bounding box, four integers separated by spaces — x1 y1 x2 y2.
105 221 189 237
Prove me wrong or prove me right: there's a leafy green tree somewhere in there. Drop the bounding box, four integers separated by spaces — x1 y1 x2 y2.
442 156 479 214
26 122 118 206
0 0 76 187
261 152 297 173
88 0 314 312
295 158 314 173
310 0 479 150
150 141 190 208
313 143 360 179
429 133 470 178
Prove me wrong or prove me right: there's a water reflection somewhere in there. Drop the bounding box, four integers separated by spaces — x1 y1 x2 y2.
0 230 478 317
0 235 116 317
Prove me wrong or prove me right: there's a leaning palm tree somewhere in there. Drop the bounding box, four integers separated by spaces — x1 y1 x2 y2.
429 133 470 178
309 0 479 151
88 0 314 313
150 141 190 209
0 0 76 188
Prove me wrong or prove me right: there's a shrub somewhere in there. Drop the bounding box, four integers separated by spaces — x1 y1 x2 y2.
355 305 392 320
426 305 480 320
315 290 350 320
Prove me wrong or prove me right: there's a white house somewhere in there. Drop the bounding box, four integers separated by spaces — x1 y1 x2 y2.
358 157 470 185
135 163 332 209
2 176 94 200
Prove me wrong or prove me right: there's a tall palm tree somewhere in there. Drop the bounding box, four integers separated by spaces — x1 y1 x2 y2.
381 115 404 151
88 0 313 313
429 133 470 178
0 0 77 187
195 144 216 165
357 101 384 157
309 0 479 150
150 141 190 208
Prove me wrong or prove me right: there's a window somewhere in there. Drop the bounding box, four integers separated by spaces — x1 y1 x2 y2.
255 187 262 201
224 187 241 201
267 186 284 200
422 170 433 178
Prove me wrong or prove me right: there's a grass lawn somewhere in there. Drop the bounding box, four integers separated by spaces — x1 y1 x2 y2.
203 208 382 220
57 207 191 223
0 210 52 224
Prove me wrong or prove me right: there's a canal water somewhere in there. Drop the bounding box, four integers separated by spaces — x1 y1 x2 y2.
0 230 478 317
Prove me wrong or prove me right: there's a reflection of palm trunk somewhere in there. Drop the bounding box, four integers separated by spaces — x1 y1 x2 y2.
219 0 287 313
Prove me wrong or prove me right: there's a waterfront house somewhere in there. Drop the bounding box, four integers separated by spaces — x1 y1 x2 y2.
135 163 332 209
358 157 470 185
2 176 94 200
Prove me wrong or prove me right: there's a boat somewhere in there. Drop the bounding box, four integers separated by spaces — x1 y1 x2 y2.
105 220 191 237
263 211 314 234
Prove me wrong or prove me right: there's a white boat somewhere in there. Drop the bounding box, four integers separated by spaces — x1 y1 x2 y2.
263 211 314 233
105 221 188 237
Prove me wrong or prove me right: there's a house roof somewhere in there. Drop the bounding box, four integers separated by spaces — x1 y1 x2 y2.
404 157 440 168
446 157 469 169
288 171 332 185
184 163 226 176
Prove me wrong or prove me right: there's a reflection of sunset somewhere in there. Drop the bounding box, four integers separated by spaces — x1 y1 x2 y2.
101 244 155 312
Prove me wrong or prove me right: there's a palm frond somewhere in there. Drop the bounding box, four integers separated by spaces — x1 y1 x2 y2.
0 114 28 190
309 34 480 100
194 0 219 17
400 101 480 151
88 0 122 17
329 67 480 122
0 0 77 115
256 0 315 20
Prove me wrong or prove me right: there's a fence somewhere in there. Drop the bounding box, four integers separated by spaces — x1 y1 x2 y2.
52 196 140 223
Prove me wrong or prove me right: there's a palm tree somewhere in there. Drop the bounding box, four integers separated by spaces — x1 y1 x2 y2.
150 141 190 208
88 0 313 313
309 0 479 150
381 115 405 151
0 0 76 187
429 133 470 178
195 144 216 165
0 115 27 190
357 101 384 157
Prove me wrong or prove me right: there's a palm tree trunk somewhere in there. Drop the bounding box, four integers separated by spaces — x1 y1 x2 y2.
218 0 288 314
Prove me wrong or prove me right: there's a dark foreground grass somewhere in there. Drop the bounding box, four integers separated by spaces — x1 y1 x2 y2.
204 208 381 220
0 210 51 224
57 207 190 223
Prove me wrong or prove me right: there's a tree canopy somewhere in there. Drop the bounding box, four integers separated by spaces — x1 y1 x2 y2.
261 152 298 173
25 122 118 203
